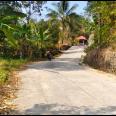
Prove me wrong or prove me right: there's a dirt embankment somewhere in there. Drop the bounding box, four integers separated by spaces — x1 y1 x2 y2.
84 44 116 75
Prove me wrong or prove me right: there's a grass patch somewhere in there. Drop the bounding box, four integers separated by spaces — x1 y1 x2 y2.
0 70 8 85
0 57 28 85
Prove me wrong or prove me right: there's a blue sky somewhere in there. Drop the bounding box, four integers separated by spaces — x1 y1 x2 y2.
32 1 88 21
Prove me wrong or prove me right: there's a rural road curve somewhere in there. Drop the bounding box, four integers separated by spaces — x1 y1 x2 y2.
13 46 116 115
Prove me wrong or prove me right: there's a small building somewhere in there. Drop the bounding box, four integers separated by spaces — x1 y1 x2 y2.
74 35 87 45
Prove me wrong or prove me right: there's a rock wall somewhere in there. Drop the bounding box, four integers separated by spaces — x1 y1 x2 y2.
84 46 116 75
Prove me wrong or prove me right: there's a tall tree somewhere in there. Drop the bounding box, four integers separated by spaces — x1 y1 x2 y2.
86 1 116 48
21 1 46 24
47 1 78 44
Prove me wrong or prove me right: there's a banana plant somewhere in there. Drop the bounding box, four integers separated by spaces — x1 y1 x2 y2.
0 4 26 47
38 27 50 49
0 22 18 48
30 21 51 57
31 22 51 49
13 24 31 58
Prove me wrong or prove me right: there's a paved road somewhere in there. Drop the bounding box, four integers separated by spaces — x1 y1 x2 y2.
14 46 116 115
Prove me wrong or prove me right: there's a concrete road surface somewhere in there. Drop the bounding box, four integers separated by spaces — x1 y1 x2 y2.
13 46 116 115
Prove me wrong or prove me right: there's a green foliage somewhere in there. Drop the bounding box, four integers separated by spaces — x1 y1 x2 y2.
86 1 116 49
0 1 90 59
0 70 8 85
47 1 78 44
28 19 58 58
0 57 28 85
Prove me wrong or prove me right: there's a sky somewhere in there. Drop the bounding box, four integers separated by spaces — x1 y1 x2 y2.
32 1 88 21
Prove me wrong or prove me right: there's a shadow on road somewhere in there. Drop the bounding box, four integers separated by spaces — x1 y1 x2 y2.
26 58 87 72
11 103 116 115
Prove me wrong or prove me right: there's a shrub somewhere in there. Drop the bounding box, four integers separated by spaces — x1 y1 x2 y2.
0 70 8 85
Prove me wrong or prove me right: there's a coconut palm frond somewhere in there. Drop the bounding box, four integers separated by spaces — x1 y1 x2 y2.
66 4 78 15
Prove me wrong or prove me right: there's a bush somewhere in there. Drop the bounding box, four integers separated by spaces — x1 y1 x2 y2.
0 70 8 85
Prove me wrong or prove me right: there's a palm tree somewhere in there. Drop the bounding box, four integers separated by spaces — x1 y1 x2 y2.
0 3 26 55
47 1 78 45
30 20 51 58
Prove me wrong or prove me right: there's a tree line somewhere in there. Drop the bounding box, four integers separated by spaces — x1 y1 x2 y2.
1 1 115 59
0 1 88 59
86 1 116 50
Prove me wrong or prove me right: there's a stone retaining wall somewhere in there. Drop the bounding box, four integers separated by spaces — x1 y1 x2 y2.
84 46 116 75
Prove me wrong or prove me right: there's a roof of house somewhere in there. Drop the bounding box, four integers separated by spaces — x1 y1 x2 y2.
75 36 87 40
